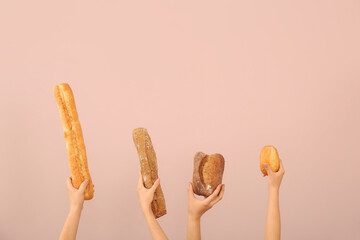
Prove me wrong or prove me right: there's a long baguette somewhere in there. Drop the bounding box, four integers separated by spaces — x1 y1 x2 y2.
54 83 94 200
132 128 166 218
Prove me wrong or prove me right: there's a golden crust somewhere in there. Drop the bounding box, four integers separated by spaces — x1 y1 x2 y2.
192 152 225 197
132 128 166 218
260 145 280 175
54 83 94 200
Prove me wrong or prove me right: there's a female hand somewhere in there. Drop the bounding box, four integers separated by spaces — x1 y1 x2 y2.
187 183 225 220
263 159 285 190
66 177 94 211
136 171 160 216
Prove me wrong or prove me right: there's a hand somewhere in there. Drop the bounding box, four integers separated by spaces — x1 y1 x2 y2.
136 171 160 216
263 159 285 190
66 177 94 211
187 183 225 220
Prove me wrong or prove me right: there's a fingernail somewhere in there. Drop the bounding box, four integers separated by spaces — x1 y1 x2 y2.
85 179 89 183
264 163 268 167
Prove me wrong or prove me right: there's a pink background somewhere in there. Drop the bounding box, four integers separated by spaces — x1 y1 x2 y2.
1 0 360 239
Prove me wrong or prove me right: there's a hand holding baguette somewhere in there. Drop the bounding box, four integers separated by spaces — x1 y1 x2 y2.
133 128 166 218
54 83 94 200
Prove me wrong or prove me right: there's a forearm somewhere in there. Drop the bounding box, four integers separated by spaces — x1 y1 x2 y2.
264 187 281 240
59 208 82 240
187 215 201 240
143 209 168 240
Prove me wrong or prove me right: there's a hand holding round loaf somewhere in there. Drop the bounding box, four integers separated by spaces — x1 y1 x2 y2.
54 83 94 200
260 145 280 176
192 152 225 197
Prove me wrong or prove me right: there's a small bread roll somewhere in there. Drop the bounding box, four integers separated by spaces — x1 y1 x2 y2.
192 152 225 197
260 145 280 175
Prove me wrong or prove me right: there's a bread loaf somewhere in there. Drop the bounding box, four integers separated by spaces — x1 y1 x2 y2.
54 83 94 200
192 152 225 197
260 145 280 175
132 128 166 218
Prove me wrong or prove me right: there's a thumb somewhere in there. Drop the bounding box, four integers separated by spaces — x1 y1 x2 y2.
79 179 89 193
188 182 195 199
67 177 76 190
150 178 160 193
264 163 272 175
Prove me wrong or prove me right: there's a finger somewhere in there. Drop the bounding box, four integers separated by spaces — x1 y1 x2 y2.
188 182 195 200
205 184 222 203
67 177 76 191
210 184 225 206
79 179 89 193
138 170 144 189
150 178 160 193
264 163 273 175
279 159 285 173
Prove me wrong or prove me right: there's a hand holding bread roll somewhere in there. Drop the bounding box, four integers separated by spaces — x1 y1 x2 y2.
192 152 225 197
260 145 280 176
54 83 94 200
132 128 166 218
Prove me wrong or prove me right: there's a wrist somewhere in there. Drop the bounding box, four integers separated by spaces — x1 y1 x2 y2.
268 186 280 194
188 212 201 222
142 206 154 217
69 206 83 214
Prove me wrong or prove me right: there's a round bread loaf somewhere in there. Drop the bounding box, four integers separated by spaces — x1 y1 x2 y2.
192 152 225 197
